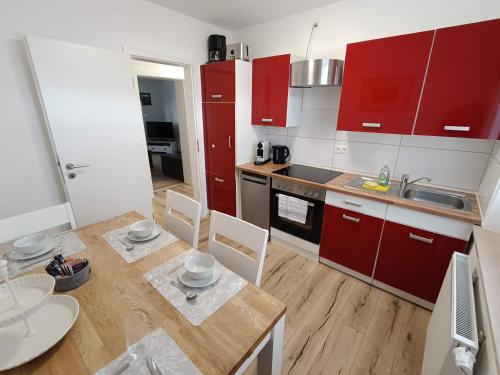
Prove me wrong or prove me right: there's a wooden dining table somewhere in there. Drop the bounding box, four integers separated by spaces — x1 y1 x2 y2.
5 212 286 375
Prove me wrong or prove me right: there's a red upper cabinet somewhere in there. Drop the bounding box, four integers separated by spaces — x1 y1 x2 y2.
373 221 467 303
202 103 235 177
252 54 300 127
320 205 383 278
201 60 235 102
337 31 434 134
414 19 500 139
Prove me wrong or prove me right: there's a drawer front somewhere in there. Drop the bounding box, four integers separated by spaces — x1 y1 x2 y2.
320 205 383 277
374 221 467 303
325 191 388 219
385 205 472 241
206 172 236 216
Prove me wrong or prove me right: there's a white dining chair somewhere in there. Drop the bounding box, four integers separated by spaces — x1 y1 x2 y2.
0 203 77 244
165 190 202 248
208 210 269 287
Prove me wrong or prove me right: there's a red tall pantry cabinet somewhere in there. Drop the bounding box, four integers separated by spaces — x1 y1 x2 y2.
337 31 433 134
414 18 500 139
201 60 264 216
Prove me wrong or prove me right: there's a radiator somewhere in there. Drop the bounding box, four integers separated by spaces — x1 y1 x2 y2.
423 252 479 375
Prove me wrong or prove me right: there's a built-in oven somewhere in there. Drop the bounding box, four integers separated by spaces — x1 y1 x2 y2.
270 177 326 244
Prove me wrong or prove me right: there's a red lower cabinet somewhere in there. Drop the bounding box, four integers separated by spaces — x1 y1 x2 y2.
206 172 236 216
320 205 383 277
373 221 467 303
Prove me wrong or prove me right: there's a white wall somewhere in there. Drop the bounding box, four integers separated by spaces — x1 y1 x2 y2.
0 0 231 220
235 0 500 191
478 142 500 225
138 78 178 124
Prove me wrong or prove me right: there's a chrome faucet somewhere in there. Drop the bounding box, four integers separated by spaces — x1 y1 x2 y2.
400 174 432 194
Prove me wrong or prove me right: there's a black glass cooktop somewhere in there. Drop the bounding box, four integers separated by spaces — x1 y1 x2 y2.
273 164 343 184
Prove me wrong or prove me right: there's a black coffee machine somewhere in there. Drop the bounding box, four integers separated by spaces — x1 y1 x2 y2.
208 35 226 63
272 145 290 164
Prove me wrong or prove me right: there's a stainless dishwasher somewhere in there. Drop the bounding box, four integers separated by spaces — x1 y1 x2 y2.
239 170 270 230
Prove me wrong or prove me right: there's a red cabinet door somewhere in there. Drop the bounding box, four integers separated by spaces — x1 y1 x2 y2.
320 205 383 277
337 31 434 134
252 54 291 127
202 103 235 177
201 61 235 102
206 172 236 216
373 221 467 303
414 19 500 139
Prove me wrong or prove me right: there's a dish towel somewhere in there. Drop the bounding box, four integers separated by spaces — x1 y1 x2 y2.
287 196 308 224
278 194 290 219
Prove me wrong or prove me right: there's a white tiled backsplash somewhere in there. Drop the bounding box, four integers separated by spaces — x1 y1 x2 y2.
264 87 496 192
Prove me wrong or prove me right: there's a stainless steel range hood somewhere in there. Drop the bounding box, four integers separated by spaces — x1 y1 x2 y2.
290 58 344 88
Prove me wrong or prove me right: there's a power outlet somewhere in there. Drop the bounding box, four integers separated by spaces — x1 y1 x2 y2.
335 144 349 154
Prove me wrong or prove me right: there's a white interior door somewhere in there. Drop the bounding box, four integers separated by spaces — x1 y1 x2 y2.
26 35 153 227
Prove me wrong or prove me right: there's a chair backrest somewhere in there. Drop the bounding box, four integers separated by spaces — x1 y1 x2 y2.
0 202 77 244
208 211 269 287
165 190 201 248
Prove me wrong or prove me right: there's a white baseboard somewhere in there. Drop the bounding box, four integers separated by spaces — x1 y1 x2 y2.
319 257 373 284
270 227 319 262
372 280 434 310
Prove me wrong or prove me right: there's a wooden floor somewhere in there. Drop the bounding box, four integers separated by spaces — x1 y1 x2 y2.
153 184 431 375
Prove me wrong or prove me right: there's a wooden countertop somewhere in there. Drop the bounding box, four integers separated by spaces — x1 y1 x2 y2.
6 212 286 375
237 162 481 224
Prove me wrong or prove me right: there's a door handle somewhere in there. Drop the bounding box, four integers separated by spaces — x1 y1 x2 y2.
342 214 360 223
409 232 434 244
228 136 232 149
66 163 90 170
214 177 224 183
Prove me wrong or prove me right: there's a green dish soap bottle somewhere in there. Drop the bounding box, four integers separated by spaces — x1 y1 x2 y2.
377 165 390 186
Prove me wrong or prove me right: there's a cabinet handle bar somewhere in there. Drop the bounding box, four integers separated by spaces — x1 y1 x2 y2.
443 125 470 132
344 200 362 207
214 177 224 183
261 118 273 123
362 122 381 128
409 232 434 244
342 214 360 223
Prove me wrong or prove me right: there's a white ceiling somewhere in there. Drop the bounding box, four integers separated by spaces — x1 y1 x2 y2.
148 0 343 30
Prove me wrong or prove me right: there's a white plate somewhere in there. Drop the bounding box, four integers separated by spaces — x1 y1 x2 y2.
8 239 57 261
0 274 55 328
179 262 223 288
127 224 162 242
0 295 79 371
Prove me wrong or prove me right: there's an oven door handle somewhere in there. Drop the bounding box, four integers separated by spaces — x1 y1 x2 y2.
275 193 315 207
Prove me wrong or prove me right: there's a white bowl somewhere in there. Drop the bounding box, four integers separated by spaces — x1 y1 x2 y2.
185 253 216 280
129 220 154 238
13 234 48 255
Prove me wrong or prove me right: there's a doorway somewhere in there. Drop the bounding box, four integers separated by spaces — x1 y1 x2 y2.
132 58 201 223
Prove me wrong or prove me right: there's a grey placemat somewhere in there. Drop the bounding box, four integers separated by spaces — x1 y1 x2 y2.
4 231 87 277
103 225 178 263
145 249 248 326
95 328 202 375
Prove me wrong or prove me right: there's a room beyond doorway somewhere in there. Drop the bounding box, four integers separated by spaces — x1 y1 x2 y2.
138 77 184 191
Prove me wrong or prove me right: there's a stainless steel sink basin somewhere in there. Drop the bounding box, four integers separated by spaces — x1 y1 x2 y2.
402 187 472 212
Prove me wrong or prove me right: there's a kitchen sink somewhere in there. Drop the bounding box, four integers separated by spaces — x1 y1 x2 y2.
402 187 472 212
